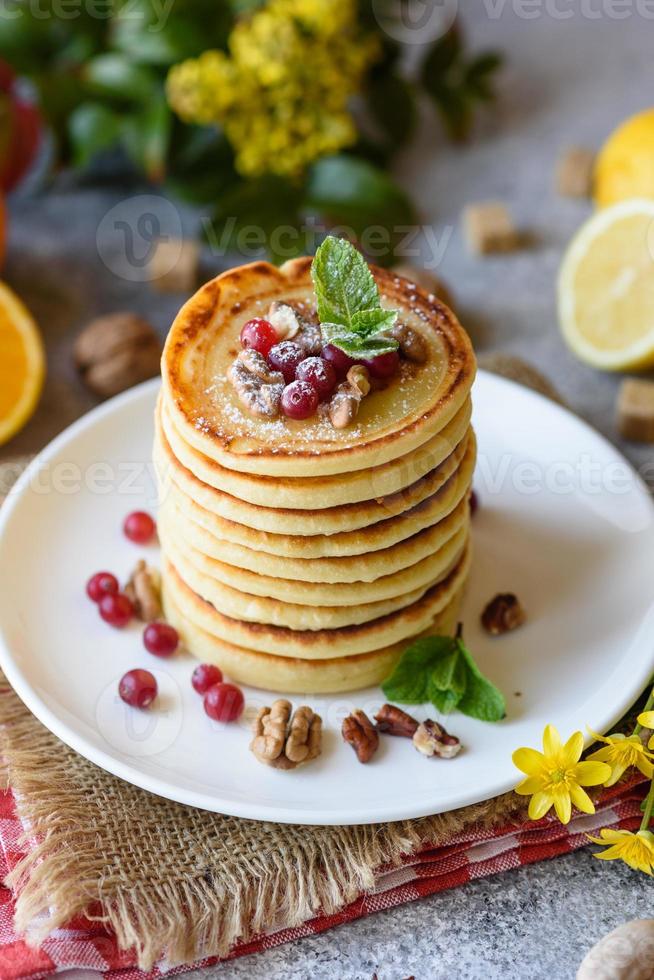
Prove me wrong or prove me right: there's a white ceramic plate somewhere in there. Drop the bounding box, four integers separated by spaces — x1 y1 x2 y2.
0 372 652 825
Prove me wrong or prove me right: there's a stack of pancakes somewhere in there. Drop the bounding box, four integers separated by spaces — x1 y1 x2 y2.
155 258 476 694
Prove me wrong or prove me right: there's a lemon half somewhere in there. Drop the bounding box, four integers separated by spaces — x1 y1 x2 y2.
558 199 654 371
0 280 45 445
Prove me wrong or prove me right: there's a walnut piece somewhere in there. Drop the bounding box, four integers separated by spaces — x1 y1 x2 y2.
227 349 284 418
267 301 301 339
388 323 427 364
481 593 526 635
346 364 371 397
250 699 322 770
124 560 162 622
74 313 162 399
328 366 371 429
374 703 419 738
342 710 379 763
412 720 461 759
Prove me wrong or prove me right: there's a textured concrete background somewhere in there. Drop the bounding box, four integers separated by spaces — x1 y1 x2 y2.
3 1 654 977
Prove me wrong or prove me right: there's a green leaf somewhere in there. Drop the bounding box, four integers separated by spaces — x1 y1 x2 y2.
83 54 158 102
380 631 506 724
422 25 462 75
311 236 380 331
121 91 171 182
351 308 398 336
306 154 416 235
382 637 453 704
428 649 467 715
367 72 416 146
68 102 122 169
320 331 399 360
456 640 506 722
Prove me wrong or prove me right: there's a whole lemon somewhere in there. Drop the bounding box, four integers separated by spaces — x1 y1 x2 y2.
595 108 654 207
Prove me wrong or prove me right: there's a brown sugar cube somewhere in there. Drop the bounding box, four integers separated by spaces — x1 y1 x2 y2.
463 202 519 255
617 378 654 442
556 146 595 198
148 238 199 292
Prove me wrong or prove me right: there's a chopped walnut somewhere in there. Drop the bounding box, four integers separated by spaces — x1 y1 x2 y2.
124 560 162 622
227 349 284 418
481 593 526 635
328 366 371 429
412 720 461 759
342 710 379 763
388 322 427 364
267 301 301 340
250 699 322 770
346 364 371 397
374 704 419 738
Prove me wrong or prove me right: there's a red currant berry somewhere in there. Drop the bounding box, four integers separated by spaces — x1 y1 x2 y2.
191 663 223 694
470 489 479 516
203 682 245 722
143 622 179 657
321 343 356 378
99 592 134 628
123 511 156 544
281 380 319 420
240 317 278 357
86 571 119 603
296 356 337 401
268 341 305 383
119 668 157 708
363 350 400 380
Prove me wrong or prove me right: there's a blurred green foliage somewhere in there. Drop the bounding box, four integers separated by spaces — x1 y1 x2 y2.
0 0 502 261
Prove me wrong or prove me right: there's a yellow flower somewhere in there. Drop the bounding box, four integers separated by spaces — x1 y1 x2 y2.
166 0 380 178
513 724 611 825
588 828 654 875
638 711 654 750
586 730 654 786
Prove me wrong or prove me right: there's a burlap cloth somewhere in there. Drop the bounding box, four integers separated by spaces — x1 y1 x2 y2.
0 359 568 970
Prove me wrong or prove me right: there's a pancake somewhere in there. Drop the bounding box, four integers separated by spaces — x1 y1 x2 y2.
162 545 471 659
160 535 469 630
160 430 476 560
160 493 470 584
161 257 475 478
154 412 473 536
159 395 472 510
159 514 469 606
164 583 464 693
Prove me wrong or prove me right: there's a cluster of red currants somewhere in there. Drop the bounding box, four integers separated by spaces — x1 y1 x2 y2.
240 317 400 421
86 510 244 723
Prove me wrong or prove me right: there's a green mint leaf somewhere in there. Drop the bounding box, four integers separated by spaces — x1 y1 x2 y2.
351 308 398 337
381 636 453 704
456 639 506 722
427 648 467 714
324 333 400 360
311 236 379 333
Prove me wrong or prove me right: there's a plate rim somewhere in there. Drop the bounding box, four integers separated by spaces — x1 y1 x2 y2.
0 372 652 824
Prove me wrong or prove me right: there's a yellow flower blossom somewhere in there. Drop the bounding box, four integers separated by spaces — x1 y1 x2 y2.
637 710 654 750
513 724 611 825
586 730 654 786
166 0 380 178
588 828 654 875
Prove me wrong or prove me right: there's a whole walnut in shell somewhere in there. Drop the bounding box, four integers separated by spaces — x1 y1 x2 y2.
74 313 162 398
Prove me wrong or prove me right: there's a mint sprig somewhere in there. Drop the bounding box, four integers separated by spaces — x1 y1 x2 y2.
382 626 506 723
311 236 399 359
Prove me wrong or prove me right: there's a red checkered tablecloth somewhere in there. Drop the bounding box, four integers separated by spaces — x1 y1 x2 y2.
0 779 646 979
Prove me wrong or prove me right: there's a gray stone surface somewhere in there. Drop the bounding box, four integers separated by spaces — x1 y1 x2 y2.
3 3 654 979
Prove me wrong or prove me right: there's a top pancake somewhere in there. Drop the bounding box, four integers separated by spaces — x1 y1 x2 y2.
161 256 475 478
